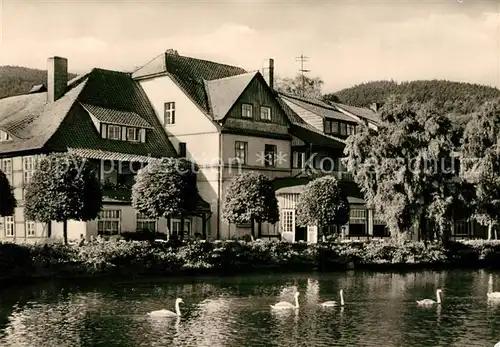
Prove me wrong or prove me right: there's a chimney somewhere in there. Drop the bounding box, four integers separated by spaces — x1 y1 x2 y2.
370 102 380 112
268 58 274 90
47 56 68 103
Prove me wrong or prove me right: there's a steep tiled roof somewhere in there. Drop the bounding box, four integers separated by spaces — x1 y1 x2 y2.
80 103 153 129
132 51 248 118
0 68 177 159
205 72 257 120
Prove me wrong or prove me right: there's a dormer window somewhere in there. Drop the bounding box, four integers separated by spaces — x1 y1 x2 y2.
107 125 121 140
0 130 11 142
80 103 152 144
127 128 141 142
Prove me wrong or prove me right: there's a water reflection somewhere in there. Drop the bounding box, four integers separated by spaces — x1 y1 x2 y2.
0 271 499 346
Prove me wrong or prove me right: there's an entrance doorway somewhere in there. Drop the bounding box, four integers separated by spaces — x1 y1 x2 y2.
295 226 307 241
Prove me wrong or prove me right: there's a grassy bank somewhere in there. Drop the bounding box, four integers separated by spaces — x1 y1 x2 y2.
1 239 500 282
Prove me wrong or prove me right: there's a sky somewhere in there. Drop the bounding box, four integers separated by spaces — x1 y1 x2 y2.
1 0 499 93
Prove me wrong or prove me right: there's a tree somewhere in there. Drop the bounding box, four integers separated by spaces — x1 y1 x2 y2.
343 97 471 242
275 74 324 99
460 98 500 239
295 176 349 237
0 169 16 217
322 93 341 103
24 153 102 244
132 158 199 239
222 172 279 238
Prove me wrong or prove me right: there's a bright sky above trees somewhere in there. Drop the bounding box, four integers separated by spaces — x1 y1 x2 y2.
1 0 499 93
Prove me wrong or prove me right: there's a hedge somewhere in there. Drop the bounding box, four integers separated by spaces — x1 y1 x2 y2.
1 239 500 282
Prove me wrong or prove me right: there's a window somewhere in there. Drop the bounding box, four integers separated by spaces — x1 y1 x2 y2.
242 104 253 119
260 106 271 121
264 144 277 167
179 142 187 157
234 141 248 165
107 125 121 140
97 210 121 235
1 159 12 183
325 119 339 135
26 221 36 237
164 102 175 125
23 156 35 185
171 219 191 236
293 152 306 169
340 122 347 136
127 127 141 142
281 210 294 234
3 216 14 237
136 212 156 232
346 124 356 136
0 130 11 142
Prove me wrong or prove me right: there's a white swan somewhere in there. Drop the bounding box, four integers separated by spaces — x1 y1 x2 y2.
147 298 184 317
271 292 300 310
487 292 500 300
494 341 500 347
416 289 443 306
320 289 345 307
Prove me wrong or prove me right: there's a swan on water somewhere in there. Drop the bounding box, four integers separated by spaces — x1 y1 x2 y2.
320 289 345 307
271 292 300 310
416 289 443 306
147 298 184 317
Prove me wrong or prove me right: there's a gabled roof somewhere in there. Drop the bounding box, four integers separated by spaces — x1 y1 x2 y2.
0 68 177 159
330 102 380 125
280 93 355 123
132 51 248 119
276 94 345 147
279 92 380 125
80 103 153 129
205 72 257 120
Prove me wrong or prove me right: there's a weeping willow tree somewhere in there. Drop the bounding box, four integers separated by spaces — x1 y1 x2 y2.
460 98 500 239
343 97 473 243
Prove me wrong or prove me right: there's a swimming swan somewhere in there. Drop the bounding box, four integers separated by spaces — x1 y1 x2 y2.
416 289 443 306
147 298 184 317
271 292 300 310
320 289 345 307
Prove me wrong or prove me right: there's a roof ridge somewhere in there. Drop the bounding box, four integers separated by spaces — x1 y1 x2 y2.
280 92 335 110
167 52 246 72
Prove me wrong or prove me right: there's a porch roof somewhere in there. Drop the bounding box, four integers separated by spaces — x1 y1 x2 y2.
273 177 365 204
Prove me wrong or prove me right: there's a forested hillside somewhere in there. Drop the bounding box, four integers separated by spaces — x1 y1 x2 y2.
0 66 77 99
328 80 500 115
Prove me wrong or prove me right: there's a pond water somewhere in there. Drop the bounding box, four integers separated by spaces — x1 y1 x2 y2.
0 270 499 347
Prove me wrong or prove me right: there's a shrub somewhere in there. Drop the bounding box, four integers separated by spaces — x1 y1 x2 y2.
24 153 102 244
295 176 349 236
2 238 500 281
0 169 16 217
222 172 279 238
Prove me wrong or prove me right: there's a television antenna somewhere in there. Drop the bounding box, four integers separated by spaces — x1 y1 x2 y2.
295 54 310 97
